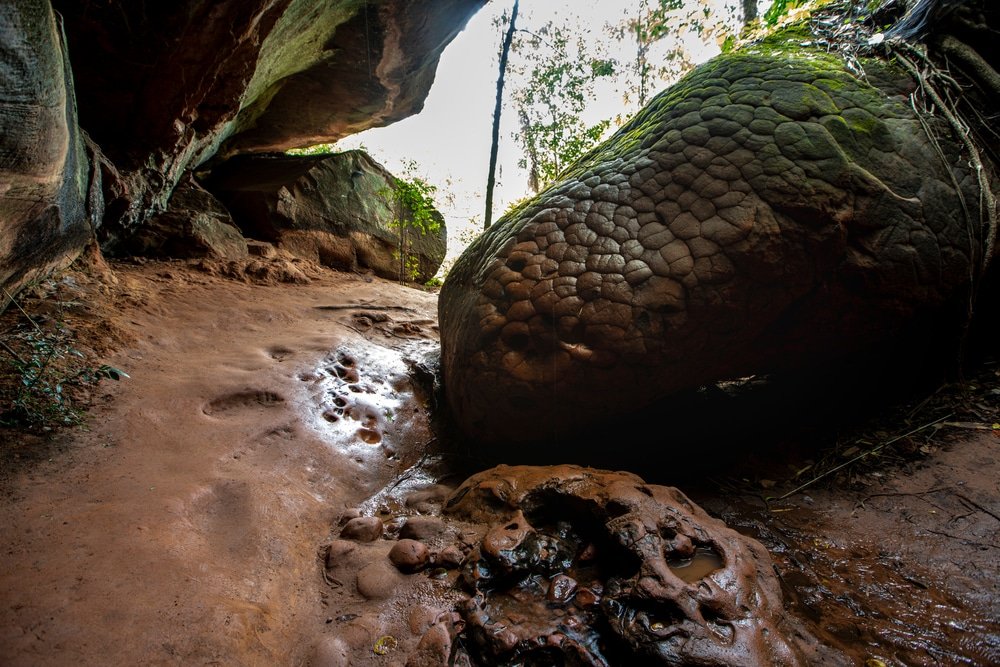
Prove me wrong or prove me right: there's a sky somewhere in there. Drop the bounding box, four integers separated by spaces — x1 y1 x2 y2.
332 0 760 272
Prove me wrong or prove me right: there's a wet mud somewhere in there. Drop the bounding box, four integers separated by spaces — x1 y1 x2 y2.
304 350 1000 666
699 458 1000 666
443 465 839 666
2 260 997 666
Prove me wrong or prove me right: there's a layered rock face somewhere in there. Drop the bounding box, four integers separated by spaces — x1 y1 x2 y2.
50 0 482 241
207 151 446 282
439 44 988 445
0 0 97 296
1 0 482 296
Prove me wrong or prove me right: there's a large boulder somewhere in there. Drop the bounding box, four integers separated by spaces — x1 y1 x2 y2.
206 150 446 282
50 0 484 244
0 0 99 298
439 39 991 444
125 179 248 261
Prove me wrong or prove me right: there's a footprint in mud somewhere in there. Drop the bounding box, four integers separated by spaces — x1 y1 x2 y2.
266 345 295 361
189 479 260 555
203 390 286 417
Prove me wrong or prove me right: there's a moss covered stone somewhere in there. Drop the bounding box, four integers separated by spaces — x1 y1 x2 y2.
439 31 979 446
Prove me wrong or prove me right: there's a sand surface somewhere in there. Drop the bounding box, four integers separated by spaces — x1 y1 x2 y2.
1 259 441 665
1 257 998 666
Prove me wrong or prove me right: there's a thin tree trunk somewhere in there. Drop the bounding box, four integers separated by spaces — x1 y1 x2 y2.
399 226 407 284
518 108 540 193
484 0 519 229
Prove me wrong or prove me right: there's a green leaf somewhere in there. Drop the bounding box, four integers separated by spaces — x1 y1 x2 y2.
99 366 130 381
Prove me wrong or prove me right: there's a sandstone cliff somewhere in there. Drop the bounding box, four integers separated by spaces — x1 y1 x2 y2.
1 0 484 297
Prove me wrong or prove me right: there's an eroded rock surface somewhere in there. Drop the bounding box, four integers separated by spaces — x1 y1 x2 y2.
440 43 987 444
310 465 836 666
207 150 446 282
126 179 248 260
441 465 834 666
0 0 98 296
49 0 483 241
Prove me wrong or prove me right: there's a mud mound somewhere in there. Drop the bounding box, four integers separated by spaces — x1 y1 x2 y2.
313 465 841 666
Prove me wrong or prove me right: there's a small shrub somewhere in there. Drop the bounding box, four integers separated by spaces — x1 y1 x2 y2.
382 171 442 284
1 295 128 429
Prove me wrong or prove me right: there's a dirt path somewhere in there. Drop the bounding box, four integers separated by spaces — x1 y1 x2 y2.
1 260 440 665
2 259 998 666
696 428 1000 666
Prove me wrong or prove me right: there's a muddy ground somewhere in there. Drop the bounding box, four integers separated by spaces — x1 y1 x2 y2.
1 256 997 666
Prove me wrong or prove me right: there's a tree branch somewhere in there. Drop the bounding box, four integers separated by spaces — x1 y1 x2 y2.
484 0 519 229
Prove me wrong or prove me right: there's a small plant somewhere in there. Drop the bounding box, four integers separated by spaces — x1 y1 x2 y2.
285 141 368 157
381 166 442 285
1 290 128 429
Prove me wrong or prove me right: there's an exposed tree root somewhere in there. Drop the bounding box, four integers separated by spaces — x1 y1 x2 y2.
890 43 998 275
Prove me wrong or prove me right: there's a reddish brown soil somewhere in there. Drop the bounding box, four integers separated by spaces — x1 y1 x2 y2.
697 429 1000 666
1 257 997 666
1 258 441 665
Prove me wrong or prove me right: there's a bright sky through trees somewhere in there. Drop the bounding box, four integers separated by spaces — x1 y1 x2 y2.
333 1 763 271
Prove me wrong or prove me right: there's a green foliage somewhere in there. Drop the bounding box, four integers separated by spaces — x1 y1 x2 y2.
607 0 743 109
380 164 442 284
615 0 688 107
503 2 749 195
763 0 810 26
1 304 128 429
509 23 617 192
286 142 367 156
389 175 439 237
285 143 335 156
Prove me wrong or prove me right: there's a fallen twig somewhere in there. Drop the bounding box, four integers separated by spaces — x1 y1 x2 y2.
2 288 42 332
954 492 1000 523
923 528 999 550
861 486 949 502
357 437 439 515
942 421 995 431
315 304 416 312
775 414 953 500
384 438 438 496
0 338 26 365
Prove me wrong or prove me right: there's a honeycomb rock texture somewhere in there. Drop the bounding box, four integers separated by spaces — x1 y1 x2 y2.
439 47 980 445
442 465 842 666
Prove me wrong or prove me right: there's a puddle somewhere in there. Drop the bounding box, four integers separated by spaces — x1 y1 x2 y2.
294 337 438 474
300 344 412 458
668 546 724 583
